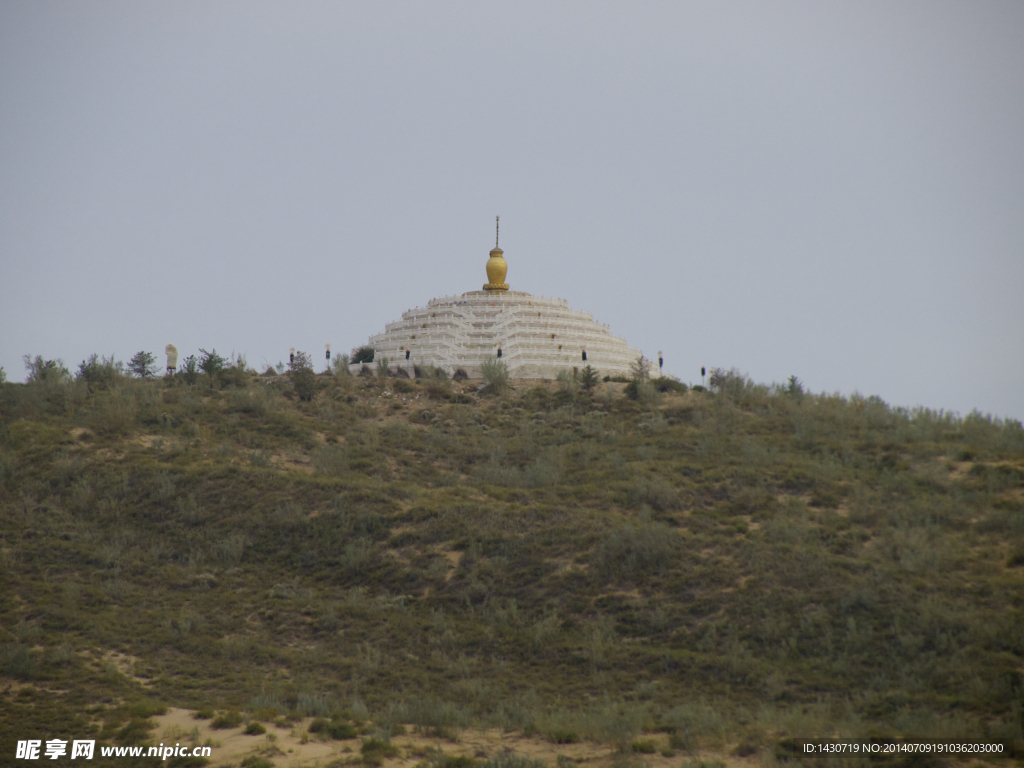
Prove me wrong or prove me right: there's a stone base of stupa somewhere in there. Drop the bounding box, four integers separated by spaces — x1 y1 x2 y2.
350 290 643 380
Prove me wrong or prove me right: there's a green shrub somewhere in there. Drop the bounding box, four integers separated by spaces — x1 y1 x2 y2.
2 643 37 679
630 740 657 754
331 353 351 376
353 346 375 364
481 357 509 395
361 738 401 766
329 722 357 739
579 365 599 392
220 364 250 388
77 354 124 390
629 477 678 511
244 721 267 735
210 710 244 729
295 692 333 717
596 523 681 581
116 718 155 745
313 445 347 476
167 757 210 768
23 354 71 384
549 731 579 744
309 716 354 738
179 355 200 385
127 351 159 379
193 709 214 720
288 351 317 401
198 349 226 382
655 378 686 394
481 754 546 768
433 755 478 768
90 386 138 435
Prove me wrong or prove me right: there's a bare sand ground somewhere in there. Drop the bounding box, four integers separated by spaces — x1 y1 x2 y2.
151 708 753 768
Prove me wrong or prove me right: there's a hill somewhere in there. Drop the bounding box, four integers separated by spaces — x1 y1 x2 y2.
1 359 1022 766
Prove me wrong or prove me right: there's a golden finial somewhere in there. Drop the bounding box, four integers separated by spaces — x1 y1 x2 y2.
484 215 509 292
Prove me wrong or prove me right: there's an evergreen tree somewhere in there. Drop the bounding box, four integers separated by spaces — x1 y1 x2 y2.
127 351 158 379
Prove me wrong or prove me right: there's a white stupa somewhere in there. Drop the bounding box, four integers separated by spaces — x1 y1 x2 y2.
351 220 643 379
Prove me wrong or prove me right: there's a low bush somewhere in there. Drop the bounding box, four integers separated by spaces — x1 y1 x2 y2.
244 721 267 735
167 757 210 768
481 358 509 395
77 354 124 390
655 378 687 394
361 738 401 766
210 711 244 729
329 722 357 739
481 754 546 768
579 365 599 392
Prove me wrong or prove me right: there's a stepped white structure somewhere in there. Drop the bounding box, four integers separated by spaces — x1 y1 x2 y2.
351 224 643 379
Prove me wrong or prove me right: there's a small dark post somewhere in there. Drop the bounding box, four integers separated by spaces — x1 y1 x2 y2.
289 348 294 366
405 349 410 360
658 350 663 370
582 349 587 362
497 346 503 359
701 366 706 387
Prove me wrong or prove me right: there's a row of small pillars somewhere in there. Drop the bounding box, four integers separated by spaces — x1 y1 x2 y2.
285 347 333 363
166 344 686 379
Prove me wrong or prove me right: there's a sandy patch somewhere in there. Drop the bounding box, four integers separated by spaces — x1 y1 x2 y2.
149 709 757 768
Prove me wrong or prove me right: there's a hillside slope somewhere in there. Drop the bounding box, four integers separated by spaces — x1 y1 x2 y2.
1 365 1022 763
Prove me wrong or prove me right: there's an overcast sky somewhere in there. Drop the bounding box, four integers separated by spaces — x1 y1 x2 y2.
2 2 1022 420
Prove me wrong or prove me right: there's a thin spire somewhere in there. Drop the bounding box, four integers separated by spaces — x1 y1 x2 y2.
495 215 500 248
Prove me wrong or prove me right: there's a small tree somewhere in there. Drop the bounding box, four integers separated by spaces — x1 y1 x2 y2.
375 356 390 381
481 357 509 395
77 354 123 390
578 365 599 393
180 355 200 385
127 351 159 379
288 350 313 374
23 355 71 384
625 356 657 404
556 368 578 399
289 350 317 401
330 353 351 377
0 367 6 384
630 356 652 384
198 349 226 383
352 346 375 364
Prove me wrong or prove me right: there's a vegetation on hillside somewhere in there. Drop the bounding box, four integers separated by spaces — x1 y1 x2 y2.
1 354 1022 765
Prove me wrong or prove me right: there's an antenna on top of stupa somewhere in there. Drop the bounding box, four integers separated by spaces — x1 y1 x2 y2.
495 216 500 248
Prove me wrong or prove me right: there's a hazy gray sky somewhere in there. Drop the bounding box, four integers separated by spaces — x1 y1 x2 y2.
2 2 1022 419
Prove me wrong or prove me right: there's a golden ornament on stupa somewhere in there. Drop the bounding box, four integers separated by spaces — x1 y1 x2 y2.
484 215 509 292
